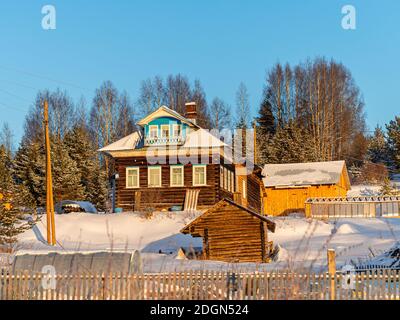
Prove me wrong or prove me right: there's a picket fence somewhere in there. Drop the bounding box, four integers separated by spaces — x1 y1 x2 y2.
0 270 399 300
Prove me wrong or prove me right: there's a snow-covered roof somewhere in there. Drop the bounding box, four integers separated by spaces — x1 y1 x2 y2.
181 198 276 235
137 105 199 128
98 131 142 152
99 127 228 153
183 128 227 148
262 160 348 187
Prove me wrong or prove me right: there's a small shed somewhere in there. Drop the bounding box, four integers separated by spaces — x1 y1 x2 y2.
262 160 351 216
180 199 276 263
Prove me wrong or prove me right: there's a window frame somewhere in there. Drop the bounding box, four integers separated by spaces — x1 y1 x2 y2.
242 179 247 199
172 124 182 137
148 166 162 188
230 171 235 193
126 167 140 189
160 124 170 138
170 165 184 187
149 125 159 138
193 164 207 186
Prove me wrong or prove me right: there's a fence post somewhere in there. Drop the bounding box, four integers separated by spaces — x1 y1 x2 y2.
327 249 336 300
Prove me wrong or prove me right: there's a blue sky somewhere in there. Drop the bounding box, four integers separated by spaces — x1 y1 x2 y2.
0 0 399 145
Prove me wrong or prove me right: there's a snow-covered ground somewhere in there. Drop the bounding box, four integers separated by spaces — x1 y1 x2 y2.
14 211 400 273
347 185 382 197
12 183 400 273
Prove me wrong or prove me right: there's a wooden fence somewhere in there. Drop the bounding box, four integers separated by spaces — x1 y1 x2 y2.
305 196 400 218
1 270 399 300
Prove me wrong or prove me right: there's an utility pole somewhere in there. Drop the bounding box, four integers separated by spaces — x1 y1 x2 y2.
44 100 56 246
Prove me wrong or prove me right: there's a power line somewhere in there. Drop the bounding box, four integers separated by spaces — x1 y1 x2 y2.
0 88 32 103
0 64 92 93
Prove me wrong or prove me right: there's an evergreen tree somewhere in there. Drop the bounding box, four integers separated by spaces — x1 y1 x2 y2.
52 140 85 203
0 189 32 248
87 158 108 211
0 146 33 248
13 142 46 207
257 89 276 135
0 145 13 190
14 138 85 206
64 125 108 210
386 116 400 171
380 177 400 196
367 126 390 165
262 120 316 163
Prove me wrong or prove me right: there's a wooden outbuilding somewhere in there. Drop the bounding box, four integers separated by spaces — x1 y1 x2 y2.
180 199 276 263
261 160 351 216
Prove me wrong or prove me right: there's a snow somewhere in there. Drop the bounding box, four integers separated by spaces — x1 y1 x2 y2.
18 211 201 254
14 208 400 273
182 128 227 148
268 217 400 270
98 131 142 152
262 161 347 187
347 185 382 197
358 242 400 269
334 223 358 235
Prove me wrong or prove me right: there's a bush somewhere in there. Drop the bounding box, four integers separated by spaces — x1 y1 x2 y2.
353 162 389 185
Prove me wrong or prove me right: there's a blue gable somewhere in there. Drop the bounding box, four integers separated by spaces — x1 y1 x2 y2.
144 116 189 138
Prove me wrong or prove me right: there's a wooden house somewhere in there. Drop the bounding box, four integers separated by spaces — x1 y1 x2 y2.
99 102 263 212
181 199 276 263
261 160 351 216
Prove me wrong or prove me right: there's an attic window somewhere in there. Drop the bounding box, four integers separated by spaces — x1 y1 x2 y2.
149 125 158 138
161 125 170 138
173 124 181 137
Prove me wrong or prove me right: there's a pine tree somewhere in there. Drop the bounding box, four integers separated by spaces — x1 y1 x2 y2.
380 177 400 196
87 158 108 211
0 146 32 248
13 142 46 207
367 126 390 165
64 125 108 210
386 116 400 171
257 91 276 136
0 145 13 190
52 140 85 203
262 120 316 163
14 138 85 206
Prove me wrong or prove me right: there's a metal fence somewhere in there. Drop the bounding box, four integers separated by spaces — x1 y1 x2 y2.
305 196 400 218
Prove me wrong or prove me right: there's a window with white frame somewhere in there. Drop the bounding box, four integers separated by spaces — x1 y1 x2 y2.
126 167 139 188
242 179 247 199
224 167 228 190
148 166 162 187
220 167 224 188
229 171 235 193
149 125 158 138
193 165 207 186
160 124 170 138
170 165 184 187
172 124 181 137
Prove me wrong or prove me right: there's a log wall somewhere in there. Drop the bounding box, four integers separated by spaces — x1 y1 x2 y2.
114 156 237 211
189 202 269 263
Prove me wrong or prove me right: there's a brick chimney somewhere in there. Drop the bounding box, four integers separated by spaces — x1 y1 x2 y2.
185 102 197 125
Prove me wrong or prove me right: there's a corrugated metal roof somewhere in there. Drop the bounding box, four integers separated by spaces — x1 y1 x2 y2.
262 160 346 187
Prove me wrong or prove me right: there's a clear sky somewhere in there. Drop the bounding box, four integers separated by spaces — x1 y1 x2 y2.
0 0 399 145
